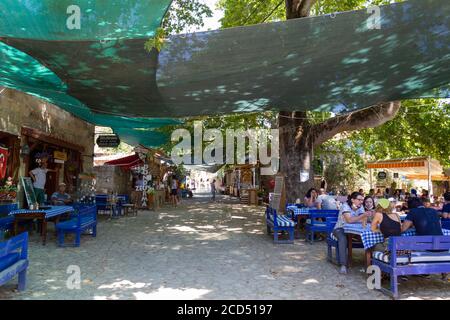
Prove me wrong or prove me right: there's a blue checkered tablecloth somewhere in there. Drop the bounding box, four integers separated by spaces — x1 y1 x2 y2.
330 223 450 250
9 206 75 219
286 206 310 218
361 228 450 250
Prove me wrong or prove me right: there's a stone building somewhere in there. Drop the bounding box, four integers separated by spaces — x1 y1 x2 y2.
0 88 95 206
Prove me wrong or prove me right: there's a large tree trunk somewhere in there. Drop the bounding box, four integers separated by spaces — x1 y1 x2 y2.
279 111 314 202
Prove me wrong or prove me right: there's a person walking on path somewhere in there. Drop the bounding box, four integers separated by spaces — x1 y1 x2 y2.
171 176 178 207
211 179 216 201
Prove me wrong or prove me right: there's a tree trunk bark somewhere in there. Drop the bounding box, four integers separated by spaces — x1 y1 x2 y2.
279 111 314 203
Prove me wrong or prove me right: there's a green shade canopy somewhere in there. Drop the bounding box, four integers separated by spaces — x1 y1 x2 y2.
0 0 449 147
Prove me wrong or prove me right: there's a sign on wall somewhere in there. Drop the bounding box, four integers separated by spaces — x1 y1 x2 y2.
377 171 387 180
96 134 120 148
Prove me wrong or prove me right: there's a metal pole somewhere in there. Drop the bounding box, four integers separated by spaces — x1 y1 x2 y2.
427 156 433 196
369 168 373 190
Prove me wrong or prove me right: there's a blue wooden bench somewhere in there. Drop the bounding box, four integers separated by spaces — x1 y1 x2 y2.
371 235 450 299
56 205 97 247
305 209 339 244
266 206 296 244
0 232 28 291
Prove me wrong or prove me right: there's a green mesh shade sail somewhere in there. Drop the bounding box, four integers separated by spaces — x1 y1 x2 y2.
156 0 450 115
0 0 449 143
0 0 178 147
0 0 171 40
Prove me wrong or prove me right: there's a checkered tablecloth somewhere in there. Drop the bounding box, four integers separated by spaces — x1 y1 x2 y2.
360 227 450 250
286 206 310 218
330 223 450 250
9 206 75 219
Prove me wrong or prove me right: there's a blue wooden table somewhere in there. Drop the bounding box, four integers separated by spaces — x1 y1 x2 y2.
9 206 75 245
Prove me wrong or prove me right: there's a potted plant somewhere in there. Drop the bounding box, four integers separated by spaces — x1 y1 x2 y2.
0 177 17 202
146 187 155 207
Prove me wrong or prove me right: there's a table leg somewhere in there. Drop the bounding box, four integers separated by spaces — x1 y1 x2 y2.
347 234 353 267
14 218 18 236
365 249 372 268
42 219 47 245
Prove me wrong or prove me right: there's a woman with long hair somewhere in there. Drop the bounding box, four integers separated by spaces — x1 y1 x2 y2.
332 191 369 274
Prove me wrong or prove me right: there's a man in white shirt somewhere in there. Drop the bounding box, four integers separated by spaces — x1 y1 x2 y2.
29 160 58 205
316 188 338 210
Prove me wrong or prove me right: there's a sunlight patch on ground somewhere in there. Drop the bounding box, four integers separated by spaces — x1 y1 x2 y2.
168 226 198 232
132 287 211 300
196 225 216 229
98 280 148 289
224 228 243 232
302 279 319 284
195 233 229 241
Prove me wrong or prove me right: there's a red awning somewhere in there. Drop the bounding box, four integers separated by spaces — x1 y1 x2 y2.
104 153 143 169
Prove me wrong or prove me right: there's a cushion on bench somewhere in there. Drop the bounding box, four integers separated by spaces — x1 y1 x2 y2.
269 214 295 227
0 252 20 271
373 250 450 264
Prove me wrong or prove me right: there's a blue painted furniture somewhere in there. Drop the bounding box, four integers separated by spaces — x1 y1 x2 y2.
326 218 365 265
371 235 450 299
95 195 122 218
0 203 18 239
56 205 97 247
442 219 450 230
265 206 296 244
305 210 339 244
0 232 28 291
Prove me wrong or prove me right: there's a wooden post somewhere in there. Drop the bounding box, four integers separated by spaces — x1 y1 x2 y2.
427 156 433 196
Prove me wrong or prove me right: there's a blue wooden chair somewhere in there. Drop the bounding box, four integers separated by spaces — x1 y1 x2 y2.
266 206 296 244
326 218 364 265
305 210 339 244
0 232 28 291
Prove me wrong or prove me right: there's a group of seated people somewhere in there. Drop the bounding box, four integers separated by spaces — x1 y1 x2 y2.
327 191 450 275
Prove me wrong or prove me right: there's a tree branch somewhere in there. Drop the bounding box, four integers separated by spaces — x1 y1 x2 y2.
286 0 317 19
311 101 402 147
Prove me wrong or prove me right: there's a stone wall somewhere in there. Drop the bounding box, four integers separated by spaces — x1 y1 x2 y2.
0 88 95 175
93 165 132 195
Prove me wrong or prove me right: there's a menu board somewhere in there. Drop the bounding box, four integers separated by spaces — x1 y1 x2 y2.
20 176 37 207
270 174 284 211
